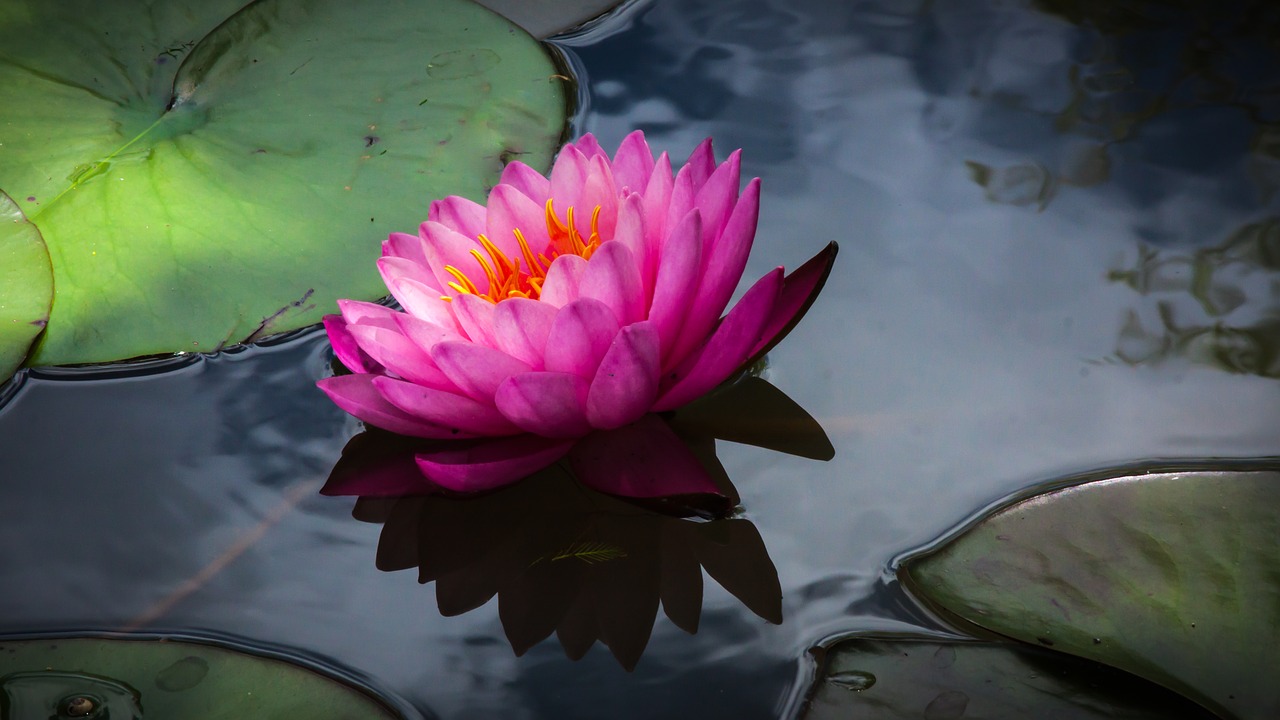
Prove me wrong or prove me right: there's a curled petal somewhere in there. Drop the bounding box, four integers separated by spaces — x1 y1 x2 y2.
579 242 644 327
373 376 520 436
568 415 721 498
746 242 840 363
318 374 477 439
654 267 783 412
431 341 533 402
545 297 622 379
493 297 557 368
587 321 660 430
540 254 587 308
416 435 574 493
428 195 487 239
494 371 592 438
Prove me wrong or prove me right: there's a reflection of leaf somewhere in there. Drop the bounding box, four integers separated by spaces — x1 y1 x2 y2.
549 540 628 565
901 465 1280 720
799 636 1214 719
0 191 52 385
964 160 1056 210
0 0 566 366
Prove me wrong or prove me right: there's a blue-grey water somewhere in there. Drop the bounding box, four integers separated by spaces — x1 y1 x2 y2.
2 0 1278 717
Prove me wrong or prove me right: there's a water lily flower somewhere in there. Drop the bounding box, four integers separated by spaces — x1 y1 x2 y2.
319 130 836 496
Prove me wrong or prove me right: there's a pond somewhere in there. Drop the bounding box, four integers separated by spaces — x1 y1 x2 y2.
2 0 1278 717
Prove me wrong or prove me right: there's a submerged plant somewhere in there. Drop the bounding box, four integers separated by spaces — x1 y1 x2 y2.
319 131 836 496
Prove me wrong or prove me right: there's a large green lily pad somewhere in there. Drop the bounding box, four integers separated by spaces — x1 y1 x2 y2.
901 466 1280 720
0 0 566 367
800 636 1214 719
0 191 52 382
0 636 402 718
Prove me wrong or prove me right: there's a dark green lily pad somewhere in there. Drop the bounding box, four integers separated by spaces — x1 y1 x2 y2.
0 0 566 366
0 191 52 383
901 466 1280 720
0 636 402 718
799 636 1215 719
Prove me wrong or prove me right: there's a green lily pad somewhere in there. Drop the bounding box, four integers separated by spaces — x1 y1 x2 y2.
0 191 52 383
799 636 1214 719
0 0 566 366
901 466 1280 720
0 636 402 718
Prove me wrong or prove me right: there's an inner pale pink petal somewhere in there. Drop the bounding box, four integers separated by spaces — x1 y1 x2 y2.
494 371 592 438
450 293 498 347
373 375 520 436
647 209 702 357
611 194 655 307
610 130 656 193
422 221 487 295
493 297 557 368
549 144 589 211
578 242 644 326
642 153 674 244
544 297 622 379
384 275 458 329
383 231 429 267
346 324 455 390
568 415 721 498
416 435 574 493
585 321 660 429
654 268 782 412
577 155 618 240
318 374 477 439
427 196 487 239
338 299 400 329
487 184 552 258
394 313 467 355
431 341 532 402
539 254 588 308
498 160 551 202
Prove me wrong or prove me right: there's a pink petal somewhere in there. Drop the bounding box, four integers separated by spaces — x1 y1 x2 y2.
684 137 716 190
322 445 439 497
347 323 454 389
487 184 551 259
665 178 760 369
431 341 532 402
539 254 587 308
692 150 741 242
383 231 429 268
612 194 655 306
378 257 450 320
568 415 721 497
318 374 477 439
746 242 839 362
586 321 661 429
549 144 589 211
428 196 487 239
642 153 673 243
498 160 551 202
373 375 520 436
577 154 619 240
450 293 498 346
493 297 557 368
338 299 400 328
647 210 702 357
416 435 574 493
664 163 697 244
611 130 656 194
654 267 782 412
393 312 467 354
422 221 486 295
494 371 592 438
544 297 622 379
324 314 378 374
573 133 607 160
579 242 644 326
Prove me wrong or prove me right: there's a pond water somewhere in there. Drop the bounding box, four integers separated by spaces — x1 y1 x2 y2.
2 0 1278 717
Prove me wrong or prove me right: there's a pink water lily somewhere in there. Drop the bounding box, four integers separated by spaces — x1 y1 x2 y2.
319 131 836 496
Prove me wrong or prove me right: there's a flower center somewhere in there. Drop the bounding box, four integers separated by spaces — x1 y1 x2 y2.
443 199 603 303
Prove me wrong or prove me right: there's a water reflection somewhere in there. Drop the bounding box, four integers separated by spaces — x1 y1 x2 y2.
327 378 832 670
1107 217 1280 377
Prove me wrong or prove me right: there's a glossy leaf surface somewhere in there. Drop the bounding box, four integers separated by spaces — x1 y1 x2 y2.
0 191 51 382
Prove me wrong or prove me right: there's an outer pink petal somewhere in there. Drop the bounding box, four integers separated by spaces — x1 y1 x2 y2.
373 376 519 436
346 323 454 389
338 299 400 328
665 178 760 369
684 137 716 190
539 254 587 308
383 231 429 268
416 435 574 493
654 267 782 412
545 297 621 378
498 160 551 202
450 293 498 346
573 133 608 160
493 297 557 368
746 242 839 362
431 341 532 402
324 314 378 374
428 196 487 239
611 130 656 194
318 374 477 439
579 241 644 326
422 221 486 295
494 371 592 438
692 150 741 242
586 321 661 429
647 209 702 357
664 163 697 243
486 184 551 258
568 415 720 497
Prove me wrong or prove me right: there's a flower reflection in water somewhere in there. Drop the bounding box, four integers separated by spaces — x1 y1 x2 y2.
326 377 833 670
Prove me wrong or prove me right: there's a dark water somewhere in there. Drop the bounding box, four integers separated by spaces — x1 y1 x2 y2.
2 0 1278 717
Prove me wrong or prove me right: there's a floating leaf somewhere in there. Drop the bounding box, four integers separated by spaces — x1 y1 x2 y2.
799 636 1215 719
0 636 402 718
0 191 52 383
0 0 567 366
902 467 1280 719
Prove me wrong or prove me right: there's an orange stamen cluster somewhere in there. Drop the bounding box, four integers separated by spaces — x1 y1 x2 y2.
443 199 604 303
